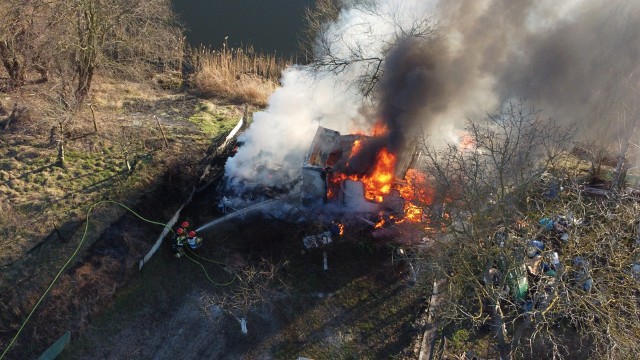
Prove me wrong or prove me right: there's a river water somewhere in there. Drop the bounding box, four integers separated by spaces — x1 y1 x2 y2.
172 0 315 56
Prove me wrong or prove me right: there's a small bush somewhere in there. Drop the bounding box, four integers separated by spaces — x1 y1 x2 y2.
0 159 17 171
450 329 470 349
153 71 182 90
33 174 46 184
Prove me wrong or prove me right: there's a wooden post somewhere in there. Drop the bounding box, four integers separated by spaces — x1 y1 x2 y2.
154 115 169 149
419 279 446 360
56 121 65 168
323 250 328 271
89 103 98 133
38 331 70 360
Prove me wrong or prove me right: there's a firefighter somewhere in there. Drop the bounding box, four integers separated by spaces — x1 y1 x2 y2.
179 221 190 234
172 228 186 258
187 230 202 250
172 221 190 258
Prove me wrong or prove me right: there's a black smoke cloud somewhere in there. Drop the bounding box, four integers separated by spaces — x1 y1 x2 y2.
498 1 640 140
346 36 451 175
368 0 640 161
377 37 450 153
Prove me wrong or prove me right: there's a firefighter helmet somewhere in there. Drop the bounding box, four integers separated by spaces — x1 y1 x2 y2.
176 227 184 235
188 230 196 237
181 221 190 228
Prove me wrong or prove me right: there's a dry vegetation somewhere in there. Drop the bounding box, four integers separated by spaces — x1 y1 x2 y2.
0 1 289 353
0 71 261 358
60 213 428 360
188 43 292 106
414 103 640 359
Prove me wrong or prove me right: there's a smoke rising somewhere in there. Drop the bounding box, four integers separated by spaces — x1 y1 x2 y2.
224 0 640 197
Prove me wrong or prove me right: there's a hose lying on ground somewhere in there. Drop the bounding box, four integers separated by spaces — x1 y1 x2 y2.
0 200 231 359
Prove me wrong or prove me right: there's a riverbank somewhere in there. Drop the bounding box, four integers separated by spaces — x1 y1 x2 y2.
0 73 257 359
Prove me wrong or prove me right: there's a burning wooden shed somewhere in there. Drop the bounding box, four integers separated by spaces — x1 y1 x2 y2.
302 126 424 218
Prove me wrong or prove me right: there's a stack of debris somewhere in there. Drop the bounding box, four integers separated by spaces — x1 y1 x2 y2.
301 220 344 271
486 211 598 311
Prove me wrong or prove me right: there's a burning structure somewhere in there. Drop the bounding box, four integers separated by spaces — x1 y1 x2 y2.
302 125 427 224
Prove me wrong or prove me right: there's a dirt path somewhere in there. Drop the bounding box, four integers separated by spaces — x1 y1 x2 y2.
94 291 229 360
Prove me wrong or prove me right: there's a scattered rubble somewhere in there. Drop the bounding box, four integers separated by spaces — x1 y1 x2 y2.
302 220 344 270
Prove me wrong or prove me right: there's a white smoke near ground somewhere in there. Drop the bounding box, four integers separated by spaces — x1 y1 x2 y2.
223 66 363 194
224 0 640 199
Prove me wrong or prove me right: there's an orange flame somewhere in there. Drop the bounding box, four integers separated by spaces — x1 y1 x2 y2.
459 133 475 151
328 123 397 203
362 148 395 202
402 203 423 222
398 169 433 203
374 212 399 228
326 121 440 229
372 122 388 136
352 139 362 154
395 169 433 224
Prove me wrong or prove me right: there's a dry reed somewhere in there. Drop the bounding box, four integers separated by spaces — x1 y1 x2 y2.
189 42 293 106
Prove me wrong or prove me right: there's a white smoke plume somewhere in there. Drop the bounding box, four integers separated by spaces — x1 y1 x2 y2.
224 0 640 197
222 67 363 194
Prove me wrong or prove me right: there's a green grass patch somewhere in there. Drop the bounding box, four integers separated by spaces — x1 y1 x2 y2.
188 101 240 136
335 277 375 308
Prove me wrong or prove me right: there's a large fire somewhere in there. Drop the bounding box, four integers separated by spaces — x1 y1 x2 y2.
396 169 434 223
328 123 397 203
342 146 395 203
327 121 433 225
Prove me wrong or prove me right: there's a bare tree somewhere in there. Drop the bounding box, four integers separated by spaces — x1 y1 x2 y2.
56 0 182 103
0 0 182 105
307 0 437 97
420 100 581 359
300 0 342 61
611 72 640 189
425 100 574 224
39 93 77 168
0 0 53 89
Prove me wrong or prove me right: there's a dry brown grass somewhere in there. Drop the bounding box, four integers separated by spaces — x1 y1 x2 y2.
189 44 292 106
90 74 166 110
0 202 35 266
191 69 277 107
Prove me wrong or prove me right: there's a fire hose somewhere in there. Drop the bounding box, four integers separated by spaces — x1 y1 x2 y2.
183 248 237 286
0 200 232 359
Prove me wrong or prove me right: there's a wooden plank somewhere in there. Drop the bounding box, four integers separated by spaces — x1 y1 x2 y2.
37 331 70 360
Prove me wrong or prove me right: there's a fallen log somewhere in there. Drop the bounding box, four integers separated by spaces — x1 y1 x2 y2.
419 279 446 360
581 186 610 196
